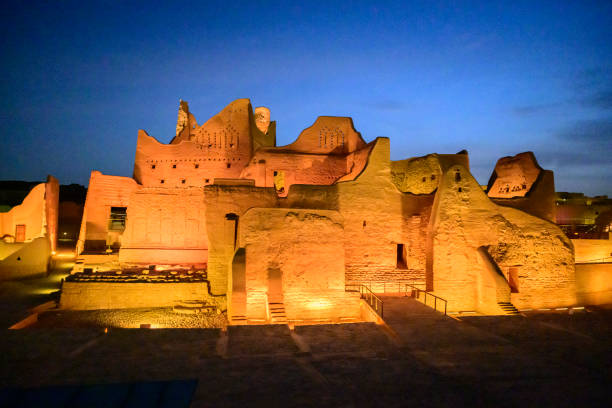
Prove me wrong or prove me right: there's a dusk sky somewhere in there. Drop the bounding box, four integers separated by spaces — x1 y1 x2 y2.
1 1 611 195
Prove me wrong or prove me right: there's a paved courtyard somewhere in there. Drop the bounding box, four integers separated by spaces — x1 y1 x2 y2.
1 272 610 407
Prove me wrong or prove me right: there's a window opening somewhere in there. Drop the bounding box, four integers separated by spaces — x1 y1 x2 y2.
108 207 127 231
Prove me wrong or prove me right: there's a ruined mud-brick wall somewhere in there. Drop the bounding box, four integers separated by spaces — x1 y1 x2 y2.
204 182 278 295
240 151 350 196
77 171 139 253
238 208 360 322
338 140 467 287
44 175 59 252
487 152 556 222
391 152 470 195
134 99 274 188
60 281 224 310
337 138 426 286
430 164 575 312
0 183 46 241
574 263 612 305
238 116 370 196
119 187 208 265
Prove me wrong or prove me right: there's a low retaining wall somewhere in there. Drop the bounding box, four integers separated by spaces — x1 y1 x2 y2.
572 239 612 263
0 237 51 280
575 263 612 305
60 281 225 311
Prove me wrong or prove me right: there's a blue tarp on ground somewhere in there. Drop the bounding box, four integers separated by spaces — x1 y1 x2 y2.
0 379 197 408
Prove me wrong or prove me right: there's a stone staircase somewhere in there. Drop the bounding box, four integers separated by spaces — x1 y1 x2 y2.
497 301 521 315
173 300 212 315
230 315 247 325
267 294 287 324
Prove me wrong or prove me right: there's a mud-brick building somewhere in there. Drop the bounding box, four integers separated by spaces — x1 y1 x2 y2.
65 99 581 322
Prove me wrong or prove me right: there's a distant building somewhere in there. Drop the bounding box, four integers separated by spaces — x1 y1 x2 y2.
555 193 612 239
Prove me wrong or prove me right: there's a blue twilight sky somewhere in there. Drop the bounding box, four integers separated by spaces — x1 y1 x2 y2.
1 1 611 195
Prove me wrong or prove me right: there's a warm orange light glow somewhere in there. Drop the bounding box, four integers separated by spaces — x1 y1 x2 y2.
306 300 332 310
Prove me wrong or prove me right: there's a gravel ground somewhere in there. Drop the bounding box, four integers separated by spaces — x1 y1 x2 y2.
34 307 227 329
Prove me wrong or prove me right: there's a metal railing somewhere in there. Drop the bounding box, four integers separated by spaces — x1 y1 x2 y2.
404 283 447 315
346 284 384 318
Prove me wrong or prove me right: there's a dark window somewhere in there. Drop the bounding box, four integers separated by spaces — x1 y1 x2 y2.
430 174 435 180
151 164 156 169
108 207 127 231
172 164 177 169
195 164 199 169
205 178 210 183
455 172 461 182
396 244 407 269
181 179 186 184
227 163 231 168
160 179 165 184
422 177 426 182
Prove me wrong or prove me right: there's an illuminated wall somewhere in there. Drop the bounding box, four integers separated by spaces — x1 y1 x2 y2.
487 152 556 222
119 187 208 265
233 208 360 323
573 238 612 263
77 171 139 253
0 176 58 279
69 98 585 318
430 164 575 311
133 99 274 188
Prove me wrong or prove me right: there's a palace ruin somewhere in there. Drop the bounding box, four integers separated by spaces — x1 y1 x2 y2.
60 98 604 324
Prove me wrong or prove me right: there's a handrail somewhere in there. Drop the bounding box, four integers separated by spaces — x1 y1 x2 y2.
346 284 384 318
404 283 447 315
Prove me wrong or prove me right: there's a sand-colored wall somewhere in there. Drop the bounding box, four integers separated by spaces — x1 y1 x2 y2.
572 239 612 263
236 208 360 322
119 187 208 265
77 171 139 253
337 138 432 286
134 99 269 188
204 183 279 295
575 263 612 305
430 164 575 312
280 116 366 155
0 183 46 241
391 152 469 195
487 152 556 222
0 237 51 280
60 281 223 310
239 151 349 196
45 175 59 252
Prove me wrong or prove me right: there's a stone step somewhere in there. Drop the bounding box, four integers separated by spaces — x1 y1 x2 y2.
231 315 247 325
175 300 206 308
268 301 287 323
497 302 521 315
172 305 202 315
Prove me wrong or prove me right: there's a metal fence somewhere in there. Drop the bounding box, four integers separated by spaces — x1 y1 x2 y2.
404 283 447 315
346 283 384 318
